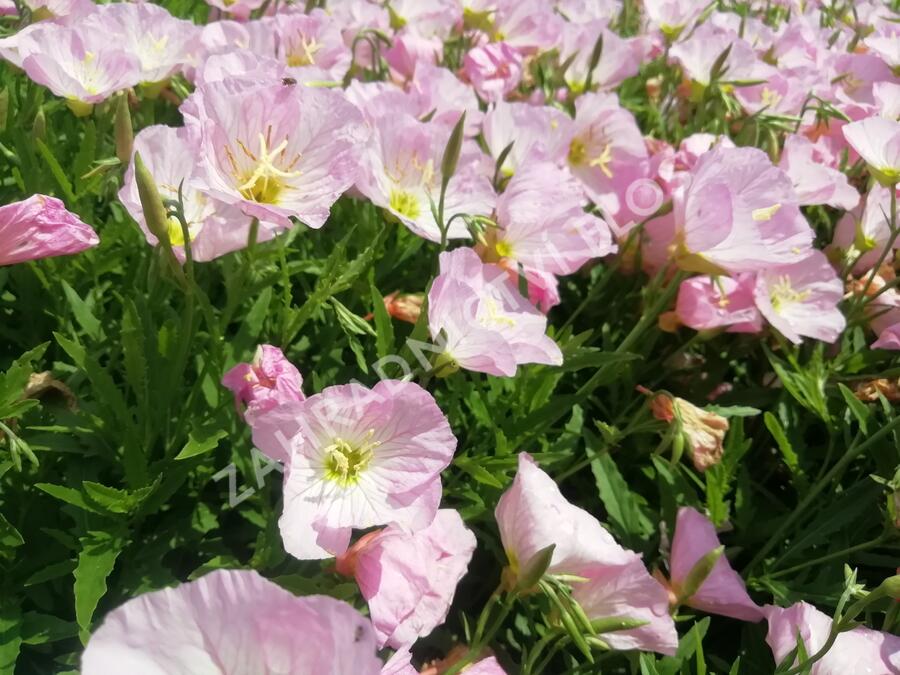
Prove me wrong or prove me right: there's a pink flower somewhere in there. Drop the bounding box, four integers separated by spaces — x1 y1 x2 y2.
482 101 572 176
753 251 846 344
80 3 199 84
221 344 305 428
490 0 564 53
355 112 495 242
764 602 900 674
873 323 900 350
780 135 859 211
644 0 706 35
0 195 98 266
842 116 900 186
560 21 642 92
81 569 382 675
388 0 461 41
384 30 443 82
337 509 476 649
276 9 353 81
463 42 524 103
668 507 762 621
566 92 651 226
118 124 258 262
670 24 775 87
204 0 265 21
255 380 456 559
428 248 563 377
830 184 898 274
190 80 367 230
17 23 139 110
673 145 814 275
675 274 763 334
495 453 678 655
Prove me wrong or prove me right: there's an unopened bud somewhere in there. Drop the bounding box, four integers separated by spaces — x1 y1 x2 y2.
440 111 466 193
134 152 170 247
32 106 46 141
878 575 900 599
0 88 8 130
514 544 556 594
115 94 133 165
677 545 724 602
66 99 94 118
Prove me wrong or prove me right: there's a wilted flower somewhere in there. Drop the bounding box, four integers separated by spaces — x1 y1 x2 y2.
0 195 98 266
764 602 900 674
81 569 382 675
336 509 476 649
648 392 729 472
495 453 678 655
382 292 424 324
221 344 305 428
667 507 763 621
253 380 456 559
428 248 563 377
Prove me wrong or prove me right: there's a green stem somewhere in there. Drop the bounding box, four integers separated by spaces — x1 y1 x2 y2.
443 593 516 675
745 415 900 574
768 534 888 579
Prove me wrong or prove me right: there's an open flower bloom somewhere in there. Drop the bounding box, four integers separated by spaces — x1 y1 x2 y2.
428 248 563 377
192 80 368 229
222 344 305 428
336 509 476 649
644 0 705 37
842 116 900 186
254 380 456 559
273 10 353 81
0 195 98 266
203 0 265 21
495 453 678 655
463 42 523 103
382 651 506 675
668 507 763 621
674 274 763 334
482 101 572 177
119 124 258 262
753 251 846 344
81 569 382 675
779 135 859 211
486 160 616 278
80 3 199 84
830 184 898 274
764 602 900 674
670 24 774 88
489 0 564 53
648 393 728 472
356 112 495 242
560 21 641 93
673 145 814 275
874 323 900 350
566 92 651 225
16 22 139 111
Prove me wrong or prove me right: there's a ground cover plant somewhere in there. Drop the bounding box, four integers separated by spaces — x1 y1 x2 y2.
1 0 900 672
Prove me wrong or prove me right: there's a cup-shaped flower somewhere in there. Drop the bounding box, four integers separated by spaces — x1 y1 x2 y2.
203 0 265 21
193 80 368 229
668 507 762 621
482 101 573 177
17 22 139 109
81 569 382 675
831 185 899 274
779 135 859 211
274 10 353 81
560 21 641 93
673 145 813 275
0 195 98 266
843 116 900 186
254 380 456 559
752 251 846 344
764 602 900 674
495 453 678 655
356 112 495 242
674 274 763 334
119 124 258 262
463 42 523 103
222 344 305 428
336 509 476 649
428 248 563 377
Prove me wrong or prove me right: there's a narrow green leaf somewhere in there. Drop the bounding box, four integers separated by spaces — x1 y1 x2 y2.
174 428 228 461
74 531 124 641
592 452 654 545
21 612 78 645
838 383 870 435
0 600 22 675
60 280 102 341
454 456 503 488
35 483 105 515
370 281 395 360
35 138 77 203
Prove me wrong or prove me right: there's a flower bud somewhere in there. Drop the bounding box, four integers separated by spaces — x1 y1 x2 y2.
32 107 46 142
115 94 133 165
133 152 171 247
647 391 729 472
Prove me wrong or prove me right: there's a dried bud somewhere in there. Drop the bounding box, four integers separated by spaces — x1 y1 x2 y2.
648 391 729 472
383 292 424 324
854 378 900 402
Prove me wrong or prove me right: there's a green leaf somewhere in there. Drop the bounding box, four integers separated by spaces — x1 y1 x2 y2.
370 281 395 360
0 513 23 561
60 280 102 341
74 530 124 641
330 297 376 337
515 544 555 592
838 383 870 435
82 480 157 515
705 405 761 418
592 452 654 546
35 483 105 515
0 600 22 675
0 343 48 415
764 412 804 483
454 455 503 488
35 138 77 204
24 559 77 587
559 350 640 372
21 612 78 645
174 428 228 461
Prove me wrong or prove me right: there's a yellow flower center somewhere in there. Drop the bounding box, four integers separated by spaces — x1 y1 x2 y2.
569 137 614 177
286 36 322 67
769 276 810 314
323 431 380 487
479 297 517 329
389 189 421 219
751 204 782 221
227 127 302 205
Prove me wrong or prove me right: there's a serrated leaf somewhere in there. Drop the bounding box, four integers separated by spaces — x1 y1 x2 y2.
454 455 503 488
331 297 376 337
74 530 124 641
592 452 654 546
35 483 105 515
82 481 156 515
838 383 870 435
